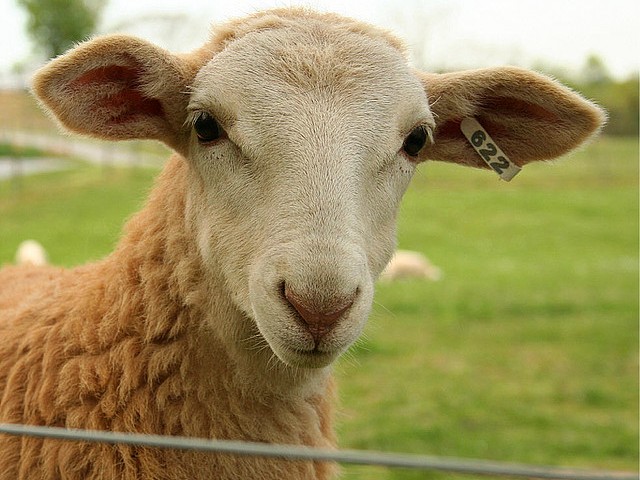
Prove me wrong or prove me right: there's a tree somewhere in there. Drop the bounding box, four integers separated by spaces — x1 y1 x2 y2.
17 0 106 58
580 54 611 85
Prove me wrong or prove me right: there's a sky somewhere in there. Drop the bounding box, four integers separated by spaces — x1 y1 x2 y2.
0 0 638 81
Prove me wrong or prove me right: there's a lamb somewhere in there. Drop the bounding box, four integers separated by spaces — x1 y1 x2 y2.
379 250 442 282
14 240 48 267
0 8 605 480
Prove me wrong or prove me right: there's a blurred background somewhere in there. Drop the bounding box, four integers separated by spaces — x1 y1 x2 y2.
1 0 639 153
0 1 638 479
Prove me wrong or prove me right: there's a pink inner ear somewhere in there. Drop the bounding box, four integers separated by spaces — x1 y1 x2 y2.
73 64 165 124
99 89 164 124
74 65 139 85
435 96 559 142
481 96 560 123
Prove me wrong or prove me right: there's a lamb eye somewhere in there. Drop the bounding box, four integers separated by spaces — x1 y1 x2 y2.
194 112 221 143
402 126 428 157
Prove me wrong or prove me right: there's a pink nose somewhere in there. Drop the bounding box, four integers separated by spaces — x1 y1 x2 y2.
284 285 356 343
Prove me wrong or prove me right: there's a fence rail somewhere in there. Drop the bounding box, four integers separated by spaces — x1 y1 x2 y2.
0 423 637 480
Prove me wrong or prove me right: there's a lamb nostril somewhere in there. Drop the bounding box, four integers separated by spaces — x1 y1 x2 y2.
283 285 356 341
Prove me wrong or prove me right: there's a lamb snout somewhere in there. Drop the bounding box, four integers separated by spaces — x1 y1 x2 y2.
283 284 356 343
249 246 373 367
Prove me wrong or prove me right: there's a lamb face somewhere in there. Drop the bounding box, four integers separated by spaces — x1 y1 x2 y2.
186 26 433 368
31 8 604 372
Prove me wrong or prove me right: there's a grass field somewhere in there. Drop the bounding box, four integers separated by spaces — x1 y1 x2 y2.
0 135 638 479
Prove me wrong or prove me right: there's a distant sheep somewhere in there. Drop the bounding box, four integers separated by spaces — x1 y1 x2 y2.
379 250 442 282
14 240 48 267
0 8 604 480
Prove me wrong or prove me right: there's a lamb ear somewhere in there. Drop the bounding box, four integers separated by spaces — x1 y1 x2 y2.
417 67 606 170
32 35 196 153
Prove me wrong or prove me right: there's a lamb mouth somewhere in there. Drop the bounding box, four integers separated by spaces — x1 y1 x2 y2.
279 346 339 369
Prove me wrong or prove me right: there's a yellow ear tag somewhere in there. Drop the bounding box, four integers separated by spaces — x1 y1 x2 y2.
460 118 522 182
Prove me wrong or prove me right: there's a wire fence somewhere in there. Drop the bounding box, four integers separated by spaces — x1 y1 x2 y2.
0 423 637 480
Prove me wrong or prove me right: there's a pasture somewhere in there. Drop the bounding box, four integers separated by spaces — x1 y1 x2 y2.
0 135 637 479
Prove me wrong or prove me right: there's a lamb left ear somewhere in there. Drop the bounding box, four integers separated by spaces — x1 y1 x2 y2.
32 35 197 154
417 67 606 170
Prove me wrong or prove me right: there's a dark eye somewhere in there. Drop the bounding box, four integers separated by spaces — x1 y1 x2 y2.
194 112 222 143
402 126 428 157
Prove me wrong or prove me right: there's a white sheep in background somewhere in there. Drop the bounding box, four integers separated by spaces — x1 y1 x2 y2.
14 240 48 267
0 8 604 480
379 250 442 282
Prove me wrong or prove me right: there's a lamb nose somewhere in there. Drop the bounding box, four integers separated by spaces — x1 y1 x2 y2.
284 286 355 341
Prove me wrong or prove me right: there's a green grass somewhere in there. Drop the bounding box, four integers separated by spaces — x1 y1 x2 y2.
0 142 47 157
337 136 639 479
0 137 637 478
0 165 159 266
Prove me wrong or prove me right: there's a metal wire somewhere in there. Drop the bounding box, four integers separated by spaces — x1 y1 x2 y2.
0 423 637 480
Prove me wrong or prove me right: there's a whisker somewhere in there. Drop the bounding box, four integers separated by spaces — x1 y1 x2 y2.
372 299 395 318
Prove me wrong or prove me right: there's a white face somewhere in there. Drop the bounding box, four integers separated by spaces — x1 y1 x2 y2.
185 26 433 368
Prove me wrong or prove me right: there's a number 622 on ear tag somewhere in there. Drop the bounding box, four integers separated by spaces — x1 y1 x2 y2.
460 118 522 182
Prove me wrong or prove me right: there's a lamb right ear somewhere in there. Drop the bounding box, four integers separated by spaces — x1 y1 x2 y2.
32 35 196 154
